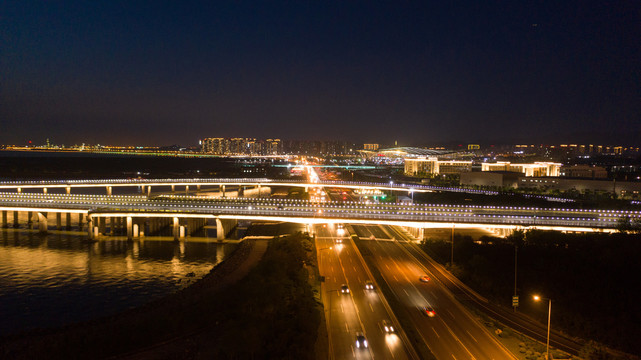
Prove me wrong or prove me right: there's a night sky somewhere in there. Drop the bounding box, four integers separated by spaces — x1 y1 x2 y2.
1 1 640 146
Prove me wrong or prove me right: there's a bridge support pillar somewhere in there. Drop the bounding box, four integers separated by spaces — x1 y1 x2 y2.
221 185 225 197
87 217 94 239
65 213 71 230
110 217 116 235
126 216 133 240
171 185 175 193
173 217 179 241
56 213 62 230
17 187 22 193
196 184 201 192
257 184 262 198
216 218 238 240
66 186 71 194
185 185 189 195
418 228 425 242
37 212 47 234
147 186 152 197
2 211 7 228
78 213 84 230
43 187 47 194
99 217 106 235
27 211 33 229
13 211 19 228
106 186 112 196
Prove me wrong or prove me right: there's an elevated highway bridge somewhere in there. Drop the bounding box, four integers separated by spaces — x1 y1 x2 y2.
1 192 634 241
0 177 506 197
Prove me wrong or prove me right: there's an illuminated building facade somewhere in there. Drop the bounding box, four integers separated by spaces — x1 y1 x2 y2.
481 162 562 177
405 157 472 176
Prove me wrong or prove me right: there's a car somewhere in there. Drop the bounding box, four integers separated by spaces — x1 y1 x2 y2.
340 284 350 294
419 275 431 283
381 320 395 333
364 281 375 290
335 238 343 244
421 306 436 317
355 332 368 349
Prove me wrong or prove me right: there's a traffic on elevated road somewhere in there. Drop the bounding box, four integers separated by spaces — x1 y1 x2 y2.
0 191 636 230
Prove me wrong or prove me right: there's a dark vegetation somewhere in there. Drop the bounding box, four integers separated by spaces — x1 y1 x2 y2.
0 234 320 359
421 231 641 356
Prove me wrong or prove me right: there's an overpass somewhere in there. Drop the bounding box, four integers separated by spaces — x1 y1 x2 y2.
1 192 634 242
0 177 578 202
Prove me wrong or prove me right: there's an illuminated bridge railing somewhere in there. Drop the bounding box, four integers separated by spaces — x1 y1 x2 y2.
0 177 574 202
0 193 635 229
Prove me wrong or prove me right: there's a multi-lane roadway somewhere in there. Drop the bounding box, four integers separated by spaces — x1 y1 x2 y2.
316 223 414 359
351 224 517 360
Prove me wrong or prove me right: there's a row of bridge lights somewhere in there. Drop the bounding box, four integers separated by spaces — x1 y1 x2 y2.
0 195 630 223
2 192 640 217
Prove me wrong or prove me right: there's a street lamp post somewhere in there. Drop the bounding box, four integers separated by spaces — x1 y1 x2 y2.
533 295 552 360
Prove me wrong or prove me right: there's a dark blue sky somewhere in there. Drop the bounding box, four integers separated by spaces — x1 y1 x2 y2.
1 1 640 146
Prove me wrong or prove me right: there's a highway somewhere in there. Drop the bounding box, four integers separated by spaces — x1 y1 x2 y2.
316 224 415 359
352 224 518 360
0 192 633 230
395 233 584 356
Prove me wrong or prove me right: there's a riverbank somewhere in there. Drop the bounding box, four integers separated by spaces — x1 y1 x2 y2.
0 238 262 359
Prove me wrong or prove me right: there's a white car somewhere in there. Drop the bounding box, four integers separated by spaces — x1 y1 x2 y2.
340 284 350 294
364 281 375 290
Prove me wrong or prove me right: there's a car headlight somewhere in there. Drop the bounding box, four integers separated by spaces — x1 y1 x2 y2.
364 340 368 347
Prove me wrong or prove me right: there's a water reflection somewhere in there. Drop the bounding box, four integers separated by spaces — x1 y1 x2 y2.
0 229 235 336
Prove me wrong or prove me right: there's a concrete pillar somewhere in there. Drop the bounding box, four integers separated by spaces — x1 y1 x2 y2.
17 187 22 193
257 184 262 198
221 185 225 197
37 212 47 233
27 211 33 229
171 185 175 193
418 228 425 242
110 217 116 235
196 184 201 192
66 186 71 194
216 218 238 240
173 217 179 241
99 217 106 235
106 186 112 196
140 185 145 194
13 211 19 227
147 186 151 196
126 216 133 240
87 217 94 239
216 218 224 240
179 225 185 239
65 213 71 230
43 187 47 194
304 186 309 192
133 223 139 238
56 213 62 230
2 211 7 228
185 185 189 195
79 213 85 230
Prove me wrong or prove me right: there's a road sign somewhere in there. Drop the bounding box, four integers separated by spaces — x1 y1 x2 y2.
512 295 519 307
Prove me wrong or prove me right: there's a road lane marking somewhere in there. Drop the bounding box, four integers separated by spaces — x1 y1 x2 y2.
370 303 374 312
466 330 478 343
432 327 440 338
403 289 409 297
446 309 456 319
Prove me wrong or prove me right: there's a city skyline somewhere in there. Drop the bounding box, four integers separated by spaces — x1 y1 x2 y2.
2 1 640 146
